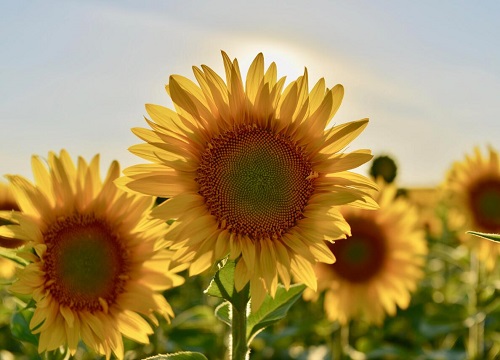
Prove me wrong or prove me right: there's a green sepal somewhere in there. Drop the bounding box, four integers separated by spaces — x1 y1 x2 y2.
214 301 231 327
0 247 28 266
204 259 236 304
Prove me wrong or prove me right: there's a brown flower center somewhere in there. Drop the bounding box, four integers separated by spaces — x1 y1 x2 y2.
43 213 129 312
196 125 316 240
329 215 387 283
468 177 500 232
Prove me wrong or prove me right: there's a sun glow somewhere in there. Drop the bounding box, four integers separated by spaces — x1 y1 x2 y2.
231 39 329 89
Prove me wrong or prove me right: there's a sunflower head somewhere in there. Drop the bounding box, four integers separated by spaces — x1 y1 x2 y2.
0 150 184 359
369 154 398 184
118 51 378 310
305 182 427 325
443 146 500 270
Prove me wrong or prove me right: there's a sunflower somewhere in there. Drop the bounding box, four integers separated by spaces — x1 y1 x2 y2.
0 151 184 359
0 181 22 279
443 146 500 270
369 154 398 184
304 183 427 325
118 52 377 310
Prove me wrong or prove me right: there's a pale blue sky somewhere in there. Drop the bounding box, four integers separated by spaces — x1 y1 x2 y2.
2 0 500 186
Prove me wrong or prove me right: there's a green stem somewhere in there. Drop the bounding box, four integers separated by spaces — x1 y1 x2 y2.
331 322 352 359
467 251 484 360
331 322 342 359
231 284 250 360
342 322 366 360
341 322 349 356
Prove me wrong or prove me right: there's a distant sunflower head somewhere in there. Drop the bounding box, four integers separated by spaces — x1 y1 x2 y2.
369 154 398 184
118 51 378 310
305 183 427 325
443 146 500 270
0 151 184 359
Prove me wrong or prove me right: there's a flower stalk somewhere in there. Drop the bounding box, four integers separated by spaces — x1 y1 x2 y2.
467 251 484 360
231 284 250 360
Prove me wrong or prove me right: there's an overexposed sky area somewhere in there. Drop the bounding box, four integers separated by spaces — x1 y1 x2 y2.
2 0 500 186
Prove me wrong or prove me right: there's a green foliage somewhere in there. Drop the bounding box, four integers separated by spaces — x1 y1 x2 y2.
467 231 500 243
211 284 307 346
246 284 306 343
0 247 28 267
206 258 307 353
10 309 38 346
204 259 236 302
156 273 227 359
214 301 231 326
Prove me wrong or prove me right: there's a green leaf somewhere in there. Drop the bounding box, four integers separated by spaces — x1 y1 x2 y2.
204 259 236 303
467 231 500 243
214 301 231 326
204 259 304 347
246 283 306 343
10 309 38 346
143 352 208 360
0 247 28 266
419 320 463 339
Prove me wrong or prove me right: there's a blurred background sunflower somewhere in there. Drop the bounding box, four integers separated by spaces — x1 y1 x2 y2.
443 146 500 271
304 182 427 326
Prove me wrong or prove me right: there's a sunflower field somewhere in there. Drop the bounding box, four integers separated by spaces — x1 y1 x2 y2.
0 52 499 360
